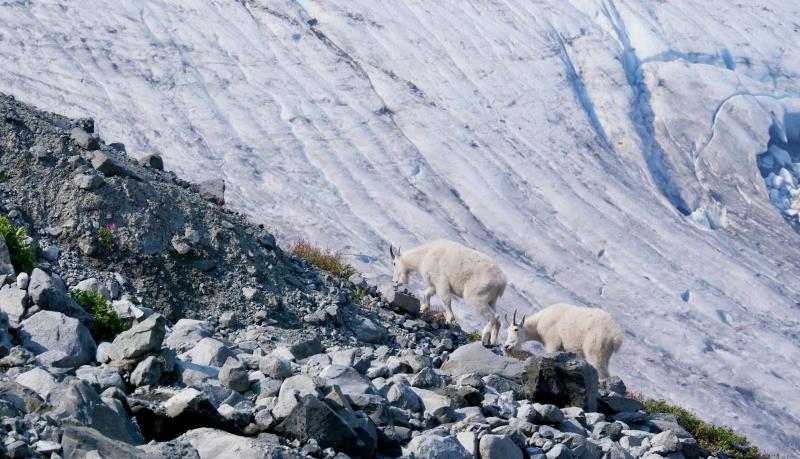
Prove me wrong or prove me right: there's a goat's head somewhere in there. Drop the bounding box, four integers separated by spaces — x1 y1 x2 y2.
503 309 527 355
389 246 408 285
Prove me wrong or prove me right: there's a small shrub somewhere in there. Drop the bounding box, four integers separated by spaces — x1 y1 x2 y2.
97 224 116 252
464 331 482 342
0 217 35 274
69 289 126 342
350 288 368 305
637 397 763 459
290 239 356 279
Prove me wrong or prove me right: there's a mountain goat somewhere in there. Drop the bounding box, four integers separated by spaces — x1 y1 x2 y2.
390 239 507 346
503 303 623 379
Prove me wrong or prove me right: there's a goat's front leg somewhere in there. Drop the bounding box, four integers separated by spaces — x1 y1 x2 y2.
441 294 455 324
420 286 435 315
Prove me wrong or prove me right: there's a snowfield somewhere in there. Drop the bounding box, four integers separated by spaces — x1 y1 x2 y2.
1 0 799 453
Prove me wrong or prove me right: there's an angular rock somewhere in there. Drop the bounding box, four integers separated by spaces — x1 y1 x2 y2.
219 357 250 392
131 356 162 387
159 388 233 439
386 382 422 412
165 319 213 351
650 430 681 454
599 393 644 414
139 154 164 170
76 365 126 391
351 316 386 343
259 353 293 379
272 374 319 420
411 387 455 423
61 426 148 459
0 237 15 276
92 151 140 179
480 434 523 459
0 379 44 414
74 277 112 300
380 285 420 315
46 379 143 444
198 178 225 205
181 337 235 367
0 284 26 325
274 394 358 454
175 360 219 386
411 366 445 388
408 430 471 459
15 367 59 398
178 427 298 459
74 173 105 190
28 268 92 322
70 127 99 150
320 364 376 397
522 352 599 412
441 342 524 380
288 336 324 360
108 313 166 361
20 311 96 368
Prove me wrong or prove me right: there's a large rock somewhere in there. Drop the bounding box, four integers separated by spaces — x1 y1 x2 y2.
156 388 234 440
61 426 149 459
0 284 26 324
0 310 12 356
408 430 471 459
441 342 524 379
479 434 523 459
379 285 420 315
131 356 162 387
198 178 225 205
46 379 143 444
274 394 358 453
108 313 167 361
20 311 96 368
15 367 59 398
70 127 100 150
0 379 44 415
76 365 126 391
386 382 422 412
74 277 112 300
27 268 93 323
272 375 318 420
178 428 300 459
91 151 141 179
351 317 387 343
287 336 324 360
522 352 599 412
411 387 455 423
259 353 293 379
165 319 213 351
320 364 376 397
0 237 15 276
219 357 250 392
181 337 235 367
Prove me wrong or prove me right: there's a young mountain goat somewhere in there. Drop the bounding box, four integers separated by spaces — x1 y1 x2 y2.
390 239 507 346
503 303 623 379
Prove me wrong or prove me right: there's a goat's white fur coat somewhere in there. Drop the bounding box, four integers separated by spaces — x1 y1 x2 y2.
504 303 623 378
391 239 507 346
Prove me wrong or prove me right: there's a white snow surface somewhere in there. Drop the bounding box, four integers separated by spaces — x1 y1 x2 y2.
1 0 799 452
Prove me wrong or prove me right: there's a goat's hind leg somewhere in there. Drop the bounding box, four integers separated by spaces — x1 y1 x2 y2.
489 314 501 346
420 286 435 315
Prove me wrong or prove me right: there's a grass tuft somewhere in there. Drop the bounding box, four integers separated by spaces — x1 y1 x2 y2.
70 289 127 342
290 239 356 280
0 216 35 274
636 396 764 459
464 331 482 342
97 224 115 252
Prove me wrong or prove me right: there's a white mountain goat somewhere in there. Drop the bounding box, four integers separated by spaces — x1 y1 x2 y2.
390 239 507 346
503 303 623 379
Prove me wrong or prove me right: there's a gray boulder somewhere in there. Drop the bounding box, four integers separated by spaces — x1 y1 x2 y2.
181 337 235 367
411 387 455 423
178 428 299 459
70 127 100 150
0 310 12 356
319 364 376 397
650 430 681 454
272 375 318 419
441 342 523 380
158 388 233 439
386 382 422 412
287 336 324 360
61 426 148 459
0 379 44 414
74 277 112 300
91 151 141 179
219 357 250 392
46 379 143 444
108 313 167 361
131 356 162 387
27 268 92 322
0 237 15 276
15 367 59 398
522 352 599 412
599 393 643 413
20 311 96 368
74 173 105 190
479 434 523 459
408 430 471 459
198 178 225 205
0 284 26 325
411 366 445 388
175 360 219 386
379 285 420 315
351 316 386 343
274 394 358 454
139 154 164 170
165 319 213 351
76 365 126 391
259 353 293 379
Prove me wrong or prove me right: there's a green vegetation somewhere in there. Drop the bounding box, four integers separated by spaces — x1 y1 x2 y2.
350 288 368 305
70 289 126 342
0 216 35 274
290 239 356 280
639 398 763 459
464 330 482 342
97 224 115 252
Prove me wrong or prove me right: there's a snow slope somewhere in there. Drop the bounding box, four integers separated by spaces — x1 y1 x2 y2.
1 0 799 452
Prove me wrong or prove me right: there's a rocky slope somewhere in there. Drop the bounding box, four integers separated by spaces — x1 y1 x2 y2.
0 96 761 458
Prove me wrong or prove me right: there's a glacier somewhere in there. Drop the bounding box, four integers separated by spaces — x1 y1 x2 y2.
1 0 799 453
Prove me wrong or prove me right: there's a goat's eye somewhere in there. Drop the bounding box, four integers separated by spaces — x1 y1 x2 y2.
513 327 518 331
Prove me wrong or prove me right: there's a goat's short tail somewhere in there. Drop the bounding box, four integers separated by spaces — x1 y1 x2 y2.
612 327 623 353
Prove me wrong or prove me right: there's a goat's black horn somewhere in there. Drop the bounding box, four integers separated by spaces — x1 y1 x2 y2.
512 309 518 326
389 245 395 258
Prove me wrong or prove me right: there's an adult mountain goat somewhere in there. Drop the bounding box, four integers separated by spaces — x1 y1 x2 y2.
503 303 623 379
390 239 507 346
